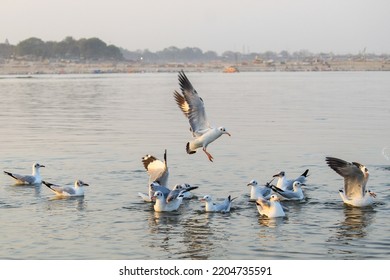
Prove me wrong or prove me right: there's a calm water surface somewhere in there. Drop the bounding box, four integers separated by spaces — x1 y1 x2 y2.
0 72 389 259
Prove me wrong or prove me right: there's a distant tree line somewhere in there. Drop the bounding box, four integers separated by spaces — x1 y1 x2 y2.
1 37 388 63
0 37 123 61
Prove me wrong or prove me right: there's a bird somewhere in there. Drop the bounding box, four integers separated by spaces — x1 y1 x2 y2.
325 156 376 207
271 181 306 201
166 183 199 202
3 162 45 185
42 180 89 197
142 149 169 187
246 179 272 201
199 195 236 213
139 150 169 201
152 190 187 212
272 169 309 191
173 70 231 162
256 194 286 218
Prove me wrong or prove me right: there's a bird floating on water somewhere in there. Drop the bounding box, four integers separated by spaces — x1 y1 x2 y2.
272 169 309 191
152 190 188 212
199 194 236 213
246 179 273 201
173 70 231 162
256 194 286 218
3 162 45 185
42 180 89 197
271 181 306 201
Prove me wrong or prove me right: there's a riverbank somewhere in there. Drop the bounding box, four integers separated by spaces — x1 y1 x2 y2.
1 58 389 75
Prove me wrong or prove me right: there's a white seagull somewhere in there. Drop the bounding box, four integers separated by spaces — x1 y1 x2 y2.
271 181 305 201
3 162 45 185
256 194 286 218
199 195 236 213
152 190 187 212
42 180 89 197
173 70 231 162
166 183 198 202
139 150 169 202
246 179 272 201
272 169 309 191
325 156 376 207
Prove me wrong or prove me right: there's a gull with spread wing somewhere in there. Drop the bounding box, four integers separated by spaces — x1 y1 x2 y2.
173 70 231 162
325 156 376 207
139 150 169 202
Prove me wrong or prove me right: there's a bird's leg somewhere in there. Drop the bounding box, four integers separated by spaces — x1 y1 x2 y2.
202 147 214 162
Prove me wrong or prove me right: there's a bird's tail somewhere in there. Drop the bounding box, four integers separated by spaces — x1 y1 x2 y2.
186 142 196 154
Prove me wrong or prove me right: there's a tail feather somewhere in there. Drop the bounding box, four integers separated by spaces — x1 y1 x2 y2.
186 142 196 154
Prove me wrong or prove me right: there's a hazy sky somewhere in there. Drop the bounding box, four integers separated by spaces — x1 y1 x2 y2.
1 0 389 54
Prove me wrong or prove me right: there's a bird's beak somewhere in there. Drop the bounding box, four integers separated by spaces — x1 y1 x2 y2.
226 132 231 136
40 165 45 168
199 198 206 202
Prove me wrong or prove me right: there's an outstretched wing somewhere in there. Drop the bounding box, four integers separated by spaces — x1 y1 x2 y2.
325 157 365 199
173 71 210 136
142 150 169 187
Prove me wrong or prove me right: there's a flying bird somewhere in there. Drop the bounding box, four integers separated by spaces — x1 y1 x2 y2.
3 162 45 185
173 70 231 162
325 156 376 207
43 180 89 197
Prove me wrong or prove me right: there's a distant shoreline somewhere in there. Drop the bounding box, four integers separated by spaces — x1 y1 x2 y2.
1 59 389 75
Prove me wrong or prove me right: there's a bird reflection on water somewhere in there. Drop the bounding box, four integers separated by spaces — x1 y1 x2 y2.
336 206 375 240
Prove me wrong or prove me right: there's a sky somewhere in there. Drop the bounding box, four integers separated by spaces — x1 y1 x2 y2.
1 0 390 55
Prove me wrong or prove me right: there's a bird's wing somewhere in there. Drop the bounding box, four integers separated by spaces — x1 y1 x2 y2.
256 197 271 209
142 151 169 187
45 182 76 196
326 157 365 199
4 171 36 184
173 71 210 135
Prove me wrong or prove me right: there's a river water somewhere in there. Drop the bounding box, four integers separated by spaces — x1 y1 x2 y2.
0 72 389 260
